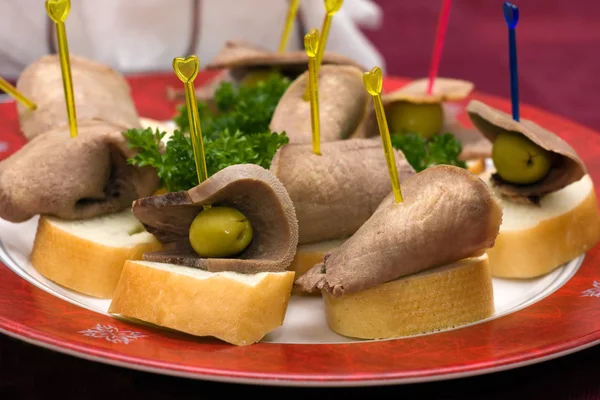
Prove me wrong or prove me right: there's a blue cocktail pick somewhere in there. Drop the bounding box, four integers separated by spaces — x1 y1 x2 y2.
503 2 520 121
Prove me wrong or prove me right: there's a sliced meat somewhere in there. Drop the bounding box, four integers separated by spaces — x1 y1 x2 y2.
0 121 159 223
132 164 299 274
189 41 367 109
466 100 586 200
205 40 365 73
450 126 493 161
381 77 474 104
270 65 374 144
269 139 415 245
441 103 492 160
16 54 141 140
295 165 503 297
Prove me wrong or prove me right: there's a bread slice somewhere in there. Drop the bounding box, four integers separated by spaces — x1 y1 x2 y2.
31 210 162 298
323 255 494 339
290 239 345 276
466 158 486 175
484 173 600 278
289 239 345 295
109 261 295 346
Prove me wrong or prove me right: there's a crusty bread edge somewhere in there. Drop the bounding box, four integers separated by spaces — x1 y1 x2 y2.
31 216 162 298
488 187 600 278
109 260 295 346
467 159 486 175
289 241 346 295
323 255 494 339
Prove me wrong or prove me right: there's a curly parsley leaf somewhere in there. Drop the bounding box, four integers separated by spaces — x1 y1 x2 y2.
125 73 291 192
390 133 428 172
173 73 291 138
124 128 289 193
426 133 466 170
391 132 466 172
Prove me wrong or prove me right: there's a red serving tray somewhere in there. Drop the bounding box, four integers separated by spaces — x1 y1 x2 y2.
0 73 599 386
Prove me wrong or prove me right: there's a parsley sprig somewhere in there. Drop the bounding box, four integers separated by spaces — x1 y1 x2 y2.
124 128 288 193
174 73 291 139
391 132 466 172
124 71 467 192
124 72 291 192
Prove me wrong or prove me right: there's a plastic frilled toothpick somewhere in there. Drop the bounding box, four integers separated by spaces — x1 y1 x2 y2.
173 55 209 185
305 29 322 156
363 67 403 203
278 0 300 53
46 0 78 138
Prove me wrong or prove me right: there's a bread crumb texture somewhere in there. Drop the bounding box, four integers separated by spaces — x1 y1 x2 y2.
109 261 295 346
31 211 161 298
323 255 494 339
487 174 600 278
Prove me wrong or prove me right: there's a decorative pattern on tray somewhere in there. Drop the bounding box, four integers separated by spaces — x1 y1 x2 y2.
581 281 600 298
79 324 148 344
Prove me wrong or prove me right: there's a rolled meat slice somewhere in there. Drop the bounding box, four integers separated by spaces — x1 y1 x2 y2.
186 40 366 103
441 103 492 161
270 65 375 144
383 77 474 104
269 139 415 245
466 100 587 201
0 121 159 223
132 164 299 274
205 40 364 77
295 165 503 297
16 54 141 140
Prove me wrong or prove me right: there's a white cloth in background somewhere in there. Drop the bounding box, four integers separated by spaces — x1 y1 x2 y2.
0 0 385 80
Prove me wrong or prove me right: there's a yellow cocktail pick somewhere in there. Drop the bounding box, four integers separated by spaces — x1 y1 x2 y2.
278 0 301 53
0 77 37 110
363 67 403 203
316 0 344 68
304 0 344 100
305 29 321 156
173 55 209 185
46 0 77 138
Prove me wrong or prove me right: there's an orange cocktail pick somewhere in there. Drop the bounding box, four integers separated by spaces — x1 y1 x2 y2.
46 0 77 138
363 67 403 203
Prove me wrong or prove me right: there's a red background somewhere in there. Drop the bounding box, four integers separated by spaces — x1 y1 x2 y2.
365 0 600 131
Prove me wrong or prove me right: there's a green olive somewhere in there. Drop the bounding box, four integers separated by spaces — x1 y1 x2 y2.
240 69 278 87
492 132 552 185
189 206 253 258
387 101 444 139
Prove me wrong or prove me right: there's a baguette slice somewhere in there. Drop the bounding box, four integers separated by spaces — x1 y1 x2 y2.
31 210 162 298
290 239 346 278
109 261 295 346
484 173 600 278
290 239 346 295
466 159 486 175
323 255 494 339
